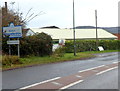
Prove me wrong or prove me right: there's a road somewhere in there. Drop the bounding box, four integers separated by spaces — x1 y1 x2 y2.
2 52 119 90
67 68 118 89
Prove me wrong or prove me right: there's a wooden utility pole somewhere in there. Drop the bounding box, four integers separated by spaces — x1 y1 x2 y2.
73 0 76 56
5 2 8 14
95 10 98 51
5 2 11 55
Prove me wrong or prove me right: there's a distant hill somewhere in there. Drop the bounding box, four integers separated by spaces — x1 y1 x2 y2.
75 26 96 29
73 26 119 34
40 25 120 34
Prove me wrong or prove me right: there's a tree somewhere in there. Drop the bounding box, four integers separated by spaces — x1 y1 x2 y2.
1 6 26 28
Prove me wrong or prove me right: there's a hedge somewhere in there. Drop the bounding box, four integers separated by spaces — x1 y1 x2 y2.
65 40 120 53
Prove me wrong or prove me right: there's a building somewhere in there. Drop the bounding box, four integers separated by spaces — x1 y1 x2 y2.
102 27 120 40
26 28 117 40
24 28 117 51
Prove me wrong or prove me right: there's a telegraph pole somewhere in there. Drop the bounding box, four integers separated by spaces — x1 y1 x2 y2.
73 0 76 56
5 2 11 55
95 10 98 51
5 2 8 14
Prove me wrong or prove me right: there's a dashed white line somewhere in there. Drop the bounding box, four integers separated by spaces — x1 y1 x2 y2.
78 65 105 73
59 80 84 90
52 82 63 86
96 66 118 75
113 62 119 64
76 75 82 78
113 61 120 63
18 77 61 90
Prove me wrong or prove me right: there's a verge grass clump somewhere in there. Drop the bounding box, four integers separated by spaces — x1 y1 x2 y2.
2 55 22 66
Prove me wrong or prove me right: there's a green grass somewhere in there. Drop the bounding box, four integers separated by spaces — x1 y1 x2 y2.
82 50 118 54
2 50 118 70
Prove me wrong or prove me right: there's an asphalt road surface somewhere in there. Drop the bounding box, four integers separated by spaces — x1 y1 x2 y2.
2 52 119 90
67 68 118 89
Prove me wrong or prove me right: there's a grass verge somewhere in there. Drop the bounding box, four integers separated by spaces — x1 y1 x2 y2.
2 50 118 71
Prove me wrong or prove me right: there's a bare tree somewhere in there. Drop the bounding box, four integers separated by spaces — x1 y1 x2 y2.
1 2 45 28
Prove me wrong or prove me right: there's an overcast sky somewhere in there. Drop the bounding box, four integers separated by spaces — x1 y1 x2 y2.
1 0 119 28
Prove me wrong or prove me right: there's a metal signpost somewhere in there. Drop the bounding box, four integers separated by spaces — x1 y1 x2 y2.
3 23 22 57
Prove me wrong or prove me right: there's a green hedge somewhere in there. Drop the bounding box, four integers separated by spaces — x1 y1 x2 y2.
2 32 53 57
65 40 120 53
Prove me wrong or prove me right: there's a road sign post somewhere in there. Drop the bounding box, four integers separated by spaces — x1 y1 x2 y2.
3 23 22 57
18 38 20 57
9 38 11 55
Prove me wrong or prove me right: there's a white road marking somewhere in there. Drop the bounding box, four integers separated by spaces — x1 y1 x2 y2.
113 61 119 64
78 65 105 73
113 62 118 64
76 75 82 78
96 66 118 75
113 61 120 63
18 77 61 90
59 80 83 90
52 82 63 86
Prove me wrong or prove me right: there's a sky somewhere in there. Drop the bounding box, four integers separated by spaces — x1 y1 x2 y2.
1 0 119 28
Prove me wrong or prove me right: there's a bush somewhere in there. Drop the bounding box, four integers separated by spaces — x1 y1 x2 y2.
2 32 53 57
2 55 22 66
52 47 66 57
65 40 120 53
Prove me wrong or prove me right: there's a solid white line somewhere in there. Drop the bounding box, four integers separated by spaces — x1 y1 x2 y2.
59 80 83 90
96 66 118 75
78 65 105 73
19 77 61 90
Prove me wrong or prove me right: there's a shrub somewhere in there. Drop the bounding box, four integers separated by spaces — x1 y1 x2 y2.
65 40 120 53
2 55 22 66
2 32 53 57
52 47 66 57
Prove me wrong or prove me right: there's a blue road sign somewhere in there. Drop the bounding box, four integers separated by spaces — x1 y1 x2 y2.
3 23 22 38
